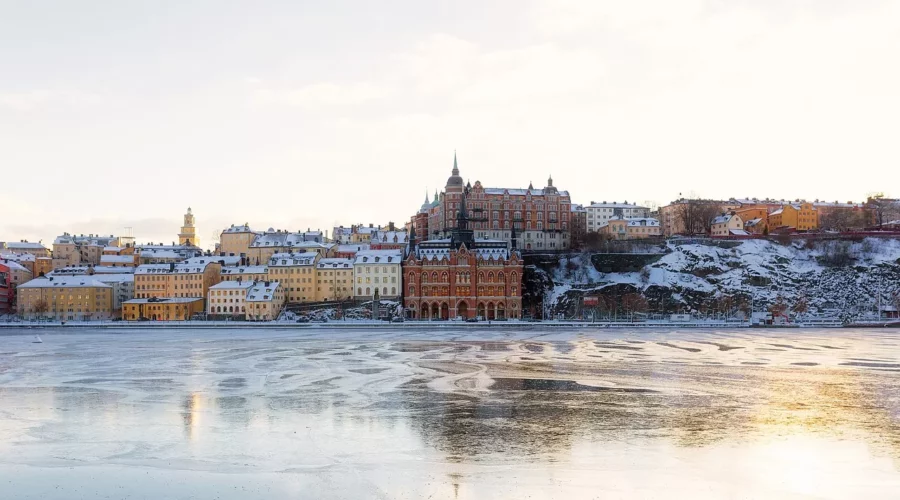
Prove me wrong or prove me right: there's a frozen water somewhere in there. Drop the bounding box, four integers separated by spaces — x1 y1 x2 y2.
1 327 900 499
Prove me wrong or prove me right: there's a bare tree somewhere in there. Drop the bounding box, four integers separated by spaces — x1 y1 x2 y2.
792 295 809 317
31 299 49 319
820 209 869 232
867 194 900 227
674 199 722 235
769 295 788 318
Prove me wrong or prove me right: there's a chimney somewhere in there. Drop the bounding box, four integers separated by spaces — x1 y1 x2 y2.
369 223 373 228
169 263 175 272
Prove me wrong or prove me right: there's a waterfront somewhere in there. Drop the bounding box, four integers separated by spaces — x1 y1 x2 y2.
1 327 899 499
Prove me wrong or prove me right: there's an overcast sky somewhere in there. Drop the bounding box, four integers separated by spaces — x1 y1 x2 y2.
2 0 898 249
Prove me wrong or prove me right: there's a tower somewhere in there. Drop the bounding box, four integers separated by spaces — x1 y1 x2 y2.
178 207 198 247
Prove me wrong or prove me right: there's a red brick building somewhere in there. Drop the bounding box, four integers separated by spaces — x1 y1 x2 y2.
404 189 523 320
413 153 572 251
0 262 12 316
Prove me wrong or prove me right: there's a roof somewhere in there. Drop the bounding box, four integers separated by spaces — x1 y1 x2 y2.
19 276 112 289
250 229 326 247
0 260 30 273
210 281 254 290
337 244 370 253
4 242 47 250
92 274 134 284
221 265 268 275
100 255 135 264
413 239 511 261
47 265 135 276
184 255 241 267
124 297 203 304
729 229 751 235
317 258 353 269
53 234 117 246
103 246 124 252
482 187 570 197
222 224 255 233
587 202 648 210
770 208 784 215
268 252 318 267
354 250 403 265
371 230 408 244
711 214 735 225
744 218 764 227
247 281 281 302
0 252 35 262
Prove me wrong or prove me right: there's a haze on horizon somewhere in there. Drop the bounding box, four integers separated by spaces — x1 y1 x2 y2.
2 0 898 249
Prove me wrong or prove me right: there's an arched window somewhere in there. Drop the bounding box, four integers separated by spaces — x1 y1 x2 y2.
409 286 415 295
366 287 371 295
383 287 388 295
357 287 362 295
431 271 438 282
391 287 396 295
488 272 495 282
441 272 448 282
498 272 504 283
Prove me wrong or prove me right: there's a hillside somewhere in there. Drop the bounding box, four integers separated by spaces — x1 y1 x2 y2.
525 238 900 320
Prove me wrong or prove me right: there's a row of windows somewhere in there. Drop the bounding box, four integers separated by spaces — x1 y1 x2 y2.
356 276 397 284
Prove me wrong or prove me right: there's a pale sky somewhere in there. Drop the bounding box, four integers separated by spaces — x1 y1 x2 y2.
2 0 899 249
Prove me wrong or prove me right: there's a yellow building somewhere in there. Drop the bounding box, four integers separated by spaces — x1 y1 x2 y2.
122 297 205 321
769 203 818 232
599 217 661 240
247 281 285 320
221 265 268 282
17 275 114 321
219 224 259 256
52 234 121 268
178 207 199 247
315 258 354 302
133 259 222 304
734 206 770 234
247 229 335 264
267 252 319 303
207 280 254 317
710 213 745 237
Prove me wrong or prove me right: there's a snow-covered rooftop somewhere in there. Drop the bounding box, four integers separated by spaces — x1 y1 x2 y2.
124 297 202 304
483 187 570 197
221 266 268 275
251 229 326 247
371 230 408 244
354 250 403 265
268 252 318 267
19 276 111 289
222 224 255 233
587 202 648 210
100 255 135 264
4 241 47 250
210 281 254 290
135 260 219 275
247 282 281 302
337 244 370 253
184 255 241 267
0 252 35 262
0 260 30 273
317 258 353 269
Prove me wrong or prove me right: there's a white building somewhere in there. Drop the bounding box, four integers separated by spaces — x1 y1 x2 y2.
585 202 651 233
246 281 285 321
353 250 402 300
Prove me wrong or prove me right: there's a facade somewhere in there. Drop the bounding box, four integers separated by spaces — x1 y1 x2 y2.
1 258 33 288
413 154 571 251
178 207 199 247
17 275 114 320
734 206 770 234
599 217 661 239
2 241 51 258
99 254 137 267
221 265 268 282
353 250 403 300
315 258 354 301
0 252 51 277
267 252 319 303
814 201 873 229
219 224 259 256
335 244 370 259
207 280 254 317
769 203 818 232
710 213 745 237
92 274 134 313
585 202 650 233
246 282 285 321
404 190 524 320
137 244 201 263
369 230 409 250
52 233 120 268
0 262 11 315
133 259 222 304
122 297 205 321
570 204 587 249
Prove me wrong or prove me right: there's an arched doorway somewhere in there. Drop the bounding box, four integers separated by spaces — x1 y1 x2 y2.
486 302 495 320
431 303 439 319
477 303 486 319
440 303 449 320
497 303 505 319
420 303 429 319
457 301 469 319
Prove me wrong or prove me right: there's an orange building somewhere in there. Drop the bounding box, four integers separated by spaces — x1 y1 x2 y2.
768 203 818 232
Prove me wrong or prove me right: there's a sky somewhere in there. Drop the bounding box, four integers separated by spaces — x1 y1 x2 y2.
2 0 899 249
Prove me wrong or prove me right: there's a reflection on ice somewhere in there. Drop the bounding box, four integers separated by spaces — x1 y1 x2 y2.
0 327 899 498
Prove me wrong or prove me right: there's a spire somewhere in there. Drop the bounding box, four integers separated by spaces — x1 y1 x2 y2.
547 175 553 187
528 181 533 190
424 189 429 204
408 222 417 256
434 190 438 202
452 150 459 176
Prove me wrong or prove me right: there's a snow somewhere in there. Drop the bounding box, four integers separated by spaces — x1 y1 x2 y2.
18 276 111 289
246 282 280 301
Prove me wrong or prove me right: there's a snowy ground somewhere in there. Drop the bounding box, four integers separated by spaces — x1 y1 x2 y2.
1 327 900 499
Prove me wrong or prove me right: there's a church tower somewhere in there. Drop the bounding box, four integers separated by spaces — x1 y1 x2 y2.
178 207 198 247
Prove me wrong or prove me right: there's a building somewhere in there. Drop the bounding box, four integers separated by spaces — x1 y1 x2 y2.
315 258 354 301
585 202 651 233
99 254 137 267
710 213 746 237
133 259 222 304
122 297 205 321
769 203 818 232
136 244 202 263
414 153 571 251
1 258 33 288
92 274 134 314
267 252 319 303
369 230 409 250
48 265 134 276
0 252 51 278
813 201 873 230
404 190 523 320
221 265 268 283
247 229 333 264
178 207 199 247
335 244 370 259
17 275 114 321
743 218 767 235
52 233 121 268
207 280 254 318
570 204 587 249
659 199 736 236
2 241 51 258
353 250 403 300
0 262 12 315
598 217 661 239
246 281 285 320
219 224 259 256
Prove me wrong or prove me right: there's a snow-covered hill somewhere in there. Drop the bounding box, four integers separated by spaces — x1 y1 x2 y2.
528 238 900 319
